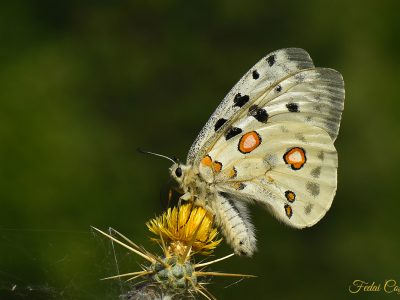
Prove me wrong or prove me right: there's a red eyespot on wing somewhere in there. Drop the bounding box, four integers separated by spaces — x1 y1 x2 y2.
283 147 306 170
238 131 262 154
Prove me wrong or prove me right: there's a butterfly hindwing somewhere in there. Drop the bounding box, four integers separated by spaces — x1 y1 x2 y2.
200 122 337 228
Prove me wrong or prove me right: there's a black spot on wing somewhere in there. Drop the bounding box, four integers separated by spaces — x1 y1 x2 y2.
304 203 313 215
310 166 321 178
249 105 269 122
214 118 227 131
252 70 259 79
306 182 320 196
233 93 250 108
286 103 299 112
266 54 276 66
275 84 282 92
225 127 242 140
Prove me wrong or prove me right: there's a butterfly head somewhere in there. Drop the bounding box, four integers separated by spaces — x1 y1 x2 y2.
170 161 189 184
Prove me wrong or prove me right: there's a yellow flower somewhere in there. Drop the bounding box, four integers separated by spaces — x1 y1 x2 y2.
93 203 255 300
147 204 221 256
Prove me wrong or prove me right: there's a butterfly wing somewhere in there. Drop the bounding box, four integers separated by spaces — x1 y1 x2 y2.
187 48 316 165
193 49 344 228
205 122 337 228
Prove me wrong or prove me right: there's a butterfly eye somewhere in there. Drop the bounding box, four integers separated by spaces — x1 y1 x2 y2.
175 167 183 178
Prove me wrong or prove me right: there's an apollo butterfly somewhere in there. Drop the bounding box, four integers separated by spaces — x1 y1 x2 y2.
169 48 344 256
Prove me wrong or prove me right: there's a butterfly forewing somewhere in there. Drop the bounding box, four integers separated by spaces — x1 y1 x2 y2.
187 48 315 165
262 68 344 141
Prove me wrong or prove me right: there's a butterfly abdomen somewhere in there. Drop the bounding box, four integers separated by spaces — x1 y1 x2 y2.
210 192 256 256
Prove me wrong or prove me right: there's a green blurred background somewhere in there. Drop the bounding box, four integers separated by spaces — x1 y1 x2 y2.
1 1 399 299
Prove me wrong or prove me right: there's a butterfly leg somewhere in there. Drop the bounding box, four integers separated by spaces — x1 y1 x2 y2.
166 186 184 208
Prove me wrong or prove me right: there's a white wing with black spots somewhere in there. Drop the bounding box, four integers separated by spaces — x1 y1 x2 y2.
253 68 344 141
187 48 315 165
169 48 344 256
205 68 344 158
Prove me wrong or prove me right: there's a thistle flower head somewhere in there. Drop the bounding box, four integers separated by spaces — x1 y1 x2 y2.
147 204 221 256
93 203 254 299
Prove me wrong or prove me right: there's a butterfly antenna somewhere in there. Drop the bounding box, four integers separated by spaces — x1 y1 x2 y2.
137 148 177 164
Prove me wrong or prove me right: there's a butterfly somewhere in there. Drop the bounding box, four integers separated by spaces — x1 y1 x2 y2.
169 48 344 256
